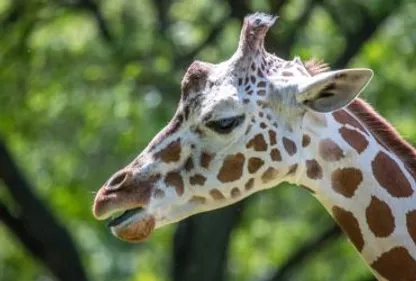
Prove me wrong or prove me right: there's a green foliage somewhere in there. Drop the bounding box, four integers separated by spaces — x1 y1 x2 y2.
0 0 415 280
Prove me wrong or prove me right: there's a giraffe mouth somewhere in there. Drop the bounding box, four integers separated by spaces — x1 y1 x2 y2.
106 207 144 227
106 207 156 242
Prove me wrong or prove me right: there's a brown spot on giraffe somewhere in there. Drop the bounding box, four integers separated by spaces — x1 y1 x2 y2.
155 138 181 163
302 134 311 147
248 157 264 174
245 178 254 191
189 196 206 204
246 134 268 151
256 100 269 108
268 130 277 145
282 137 297 156
306 159 323 180
270 148 281 162
217 153 245 183
189 174 207 186
332 206 364 252
193 126 204 137
372 151 413 197
407 210 416 245
154 189 165 199
331 168 363 198
210 189 225 201
365 196 395 237
164 172 184 196
371 247 416 281
332 109 369 136
238 78 243 86
200 152 213 169
148 116 184 151
339 127 368 154
231 187 241 199
257 81 266 88
319 138 344 162
261 167 279 184
286 164 298 176
184 157 194 171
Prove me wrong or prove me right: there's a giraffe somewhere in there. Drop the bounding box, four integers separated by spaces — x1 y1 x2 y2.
92 13 416 281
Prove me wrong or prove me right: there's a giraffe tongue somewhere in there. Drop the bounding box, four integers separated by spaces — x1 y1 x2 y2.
106 207 143 227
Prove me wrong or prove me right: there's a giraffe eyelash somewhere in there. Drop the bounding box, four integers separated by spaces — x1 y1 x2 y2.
205 115 245 134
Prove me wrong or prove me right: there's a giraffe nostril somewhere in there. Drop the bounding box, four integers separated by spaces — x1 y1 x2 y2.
106 170 131 190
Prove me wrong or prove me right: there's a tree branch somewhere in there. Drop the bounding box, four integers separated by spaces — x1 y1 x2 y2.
266 0 319 58
264 225 342 281
59 0 114 43
281 0 318 56
175 0 293 68
320 1 404 68
0 202 45 260
172 202 245 281
175 16 230 67
0 139 88 281
153 0 171 34
269 0 289 15
0 1 24 29
225 0 250 20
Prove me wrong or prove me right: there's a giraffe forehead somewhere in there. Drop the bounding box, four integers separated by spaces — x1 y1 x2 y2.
180 54 310 105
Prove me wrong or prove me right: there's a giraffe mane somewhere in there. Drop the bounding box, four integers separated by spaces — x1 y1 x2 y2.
346 99 416 176
304 58 330 76
304 58 416 176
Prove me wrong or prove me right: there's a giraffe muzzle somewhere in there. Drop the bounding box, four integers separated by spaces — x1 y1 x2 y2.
92 166 162 241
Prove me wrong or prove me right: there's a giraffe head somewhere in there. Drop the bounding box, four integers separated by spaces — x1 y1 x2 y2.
92 13 373 242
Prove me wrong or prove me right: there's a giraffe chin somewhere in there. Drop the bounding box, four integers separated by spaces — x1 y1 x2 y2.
109 211 156 242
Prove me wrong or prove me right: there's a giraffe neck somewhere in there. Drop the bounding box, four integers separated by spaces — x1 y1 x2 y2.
295 100 416 281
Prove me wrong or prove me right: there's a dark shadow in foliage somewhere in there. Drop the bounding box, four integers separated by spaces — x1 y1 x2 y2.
173 202 244 281
0 139 88 281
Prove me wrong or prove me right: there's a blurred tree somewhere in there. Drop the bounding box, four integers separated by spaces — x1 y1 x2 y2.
0 139 88 281
0 0 415 281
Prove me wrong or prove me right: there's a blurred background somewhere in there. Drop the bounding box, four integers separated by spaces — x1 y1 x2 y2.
0 0 415 280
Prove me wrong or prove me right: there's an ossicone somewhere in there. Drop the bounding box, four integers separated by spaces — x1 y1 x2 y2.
237 13 278 56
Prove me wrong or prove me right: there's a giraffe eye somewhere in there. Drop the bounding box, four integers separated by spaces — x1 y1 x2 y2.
206 115 245 134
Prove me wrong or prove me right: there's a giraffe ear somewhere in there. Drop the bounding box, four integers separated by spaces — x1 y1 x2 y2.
296 69 374 113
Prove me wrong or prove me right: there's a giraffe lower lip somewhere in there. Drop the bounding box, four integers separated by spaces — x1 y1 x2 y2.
106 207 144 227
109 212 156 242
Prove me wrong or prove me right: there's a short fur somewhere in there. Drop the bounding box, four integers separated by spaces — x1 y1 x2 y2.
305 58 416 177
